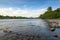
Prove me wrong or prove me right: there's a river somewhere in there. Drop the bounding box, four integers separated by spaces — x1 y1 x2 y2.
0 19 60 40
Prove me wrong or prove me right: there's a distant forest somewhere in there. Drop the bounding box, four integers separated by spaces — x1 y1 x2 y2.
39 7 60 19
0 15 28 19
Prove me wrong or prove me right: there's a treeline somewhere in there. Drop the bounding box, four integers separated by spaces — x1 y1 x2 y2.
39 7 60 19
0 15 28 19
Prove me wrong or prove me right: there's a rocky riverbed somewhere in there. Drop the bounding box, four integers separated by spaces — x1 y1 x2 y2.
1 32 46 40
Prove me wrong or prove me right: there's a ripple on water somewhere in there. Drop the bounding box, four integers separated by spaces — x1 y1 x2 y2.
0 19 60 40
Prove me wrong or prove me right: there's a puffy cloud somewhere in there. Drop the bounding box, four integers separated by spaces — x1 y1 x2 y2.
0 7 46 17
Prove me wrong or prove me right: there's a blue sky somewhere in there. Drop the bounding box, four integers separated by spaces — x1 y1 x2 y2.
0 0 60 17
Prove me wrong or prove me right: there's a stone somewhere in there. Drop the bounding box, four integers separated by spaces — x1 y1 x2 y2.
50 28 55 32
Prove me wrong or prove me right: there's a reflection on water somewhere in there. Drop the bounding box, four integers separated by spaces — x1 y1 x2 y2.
0 19 60 40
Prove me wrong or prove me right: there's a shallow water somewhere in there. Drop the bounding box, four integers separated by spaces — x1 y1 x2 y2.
0 19 60 40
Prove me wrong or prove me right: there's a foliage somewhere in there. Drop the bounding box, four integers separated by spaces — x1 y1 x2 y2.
0 15 28 19
39 7 60 19
47 7 52 12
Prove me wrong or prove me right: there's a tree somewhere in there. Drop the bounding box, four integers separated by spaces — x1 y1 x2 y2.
39 7 60 19
47 7 52 12
55 8 60 12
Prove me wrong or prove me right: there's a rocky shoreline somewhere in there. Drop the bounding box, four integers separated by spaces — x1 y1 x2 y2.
46 19 60 28
46 19 60 32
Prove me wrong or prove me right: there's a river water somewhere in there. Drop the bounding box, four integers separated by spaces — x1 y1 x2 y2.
0 19 60 40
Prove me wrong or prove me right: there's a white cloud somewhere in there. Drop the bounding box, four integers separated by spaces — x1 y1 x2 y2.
0 7 46 17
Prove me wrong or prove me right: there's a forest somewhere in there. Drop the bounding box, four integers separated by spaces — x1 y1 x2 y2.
39 7 60 19
0 15 28 19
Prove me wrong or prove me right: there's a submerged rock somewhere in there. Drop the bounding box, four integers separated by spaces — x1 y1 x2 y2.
53 35 59 38
50 28 55 32
3 28 12 33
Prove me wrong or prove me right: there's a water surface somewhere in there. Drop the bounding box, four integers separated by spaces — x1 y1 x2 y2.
0 19 60 40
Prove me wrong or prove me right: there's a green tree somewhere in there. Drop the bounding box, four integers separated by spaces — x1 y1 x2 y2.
47 7 52 12
39 7 60 19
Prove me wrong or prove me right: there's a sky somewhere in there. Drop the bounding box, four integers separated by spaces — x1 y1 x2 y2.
0 0 60 17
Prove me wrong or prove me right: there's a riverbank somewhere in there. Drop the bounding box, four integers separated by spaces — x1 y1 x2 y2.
46 19 60 28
